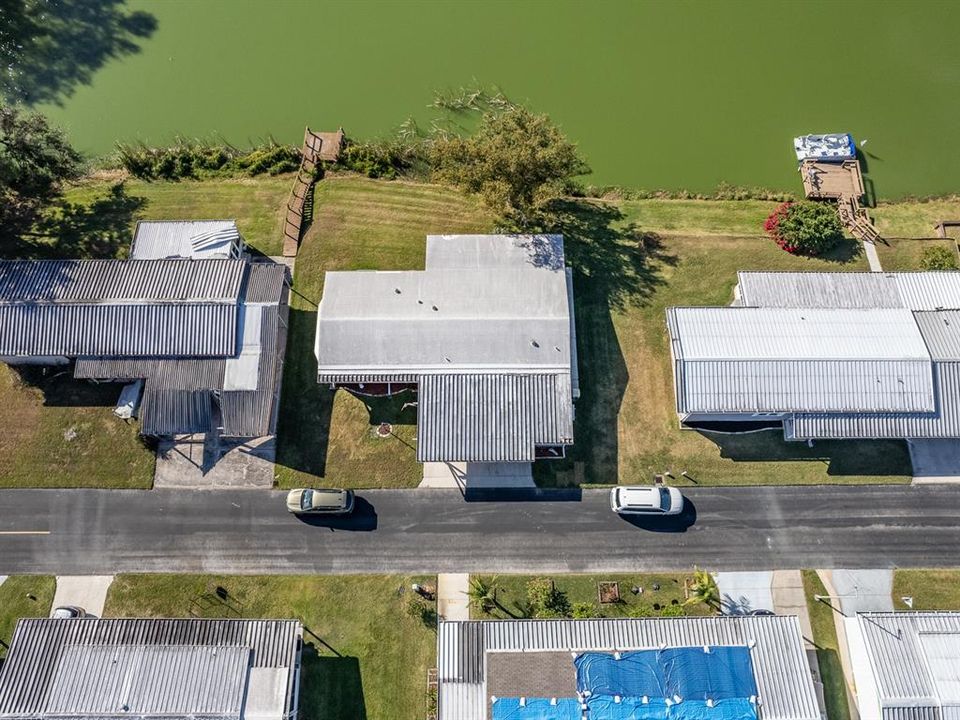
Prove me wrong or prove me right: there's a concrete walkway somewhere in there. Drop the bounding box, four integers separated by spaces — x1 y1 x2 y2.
437 573 470 621
772 570 815 648
52 576 113 617
715 571 774 615
864 240 882 272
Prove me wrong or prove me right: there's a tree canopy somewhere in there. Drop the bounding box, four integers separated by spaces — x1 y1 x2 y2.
429 106 590 226
764 200 844 256
0 103 82 243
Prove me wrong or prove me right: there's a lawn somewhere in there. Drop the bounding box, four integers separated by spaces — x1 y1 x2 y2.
874 237 959 271
104 574 437 720
469 573 713 620
892 569 960 610
802 570 851 720
0 576 56 659
871 197 960 239
273 177 494 488
0 364 154 488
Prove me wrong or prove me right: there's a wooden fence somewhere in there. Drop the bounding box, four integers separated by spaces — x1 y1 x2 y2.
282 127 344 257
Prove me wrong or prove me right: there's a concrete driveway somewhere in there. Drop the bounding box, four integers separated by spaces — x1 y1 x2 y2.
51 576 113 617
909 439 960 483
715 571 774 614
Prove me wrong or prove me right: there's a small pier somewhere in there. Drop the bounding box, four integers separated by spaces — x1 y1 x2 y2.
799 157 882 246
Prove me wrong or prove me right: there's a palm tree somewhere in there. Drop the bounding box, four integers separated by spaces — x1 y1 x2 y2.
686 568 721 612
465 576 501 616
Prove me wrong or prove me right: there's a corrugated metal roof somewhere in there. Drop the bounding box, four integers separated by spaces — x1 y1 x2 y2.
0 259 245 303
915 312 960 360
737 272 960 311
74 357 227 390
426 234 565 271
317 373 419 384
737 272 904 309
667 308 935 414
789 362 960 439
668 307 930 361
131 221 240 260
140 387 215 436
45 644 249 717
857 613 960 718
0 618 301 720
417 373 573 462
0 303 239 357
437 618 819 720
243 263 287 305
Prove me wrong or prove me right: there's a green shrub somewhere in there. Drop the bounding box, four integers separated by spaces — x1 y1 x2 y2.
338 138 422 179
572 602 600 619
405 595 437 628
626 603 654 618
659 603 686 617
115 140 300 181
764 201 844 256
920 244 959 271
526 577 571 618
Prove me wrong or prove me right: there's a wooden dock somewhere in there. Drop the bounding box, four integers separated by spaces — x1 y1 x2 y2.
282 126 344 257
799 158 881 245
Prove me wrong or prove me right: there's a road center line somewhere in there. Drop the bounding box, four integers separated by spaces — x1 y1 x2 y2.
0 530 50 536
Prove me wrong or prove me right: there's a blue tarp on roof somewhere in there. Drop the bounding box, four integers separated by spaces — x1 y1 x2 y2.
491 697 583 720
575 647 757 701
584 697 757 720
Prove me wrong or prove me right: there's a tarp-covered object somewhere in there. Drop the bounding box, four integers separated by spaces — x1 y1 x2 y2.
793 133 856 161
575 647 758 700
585 697 757 720
491 697 583 720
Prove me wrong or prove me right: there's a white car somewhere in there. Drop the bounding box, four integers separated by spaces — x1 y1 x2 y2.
610 486 684 515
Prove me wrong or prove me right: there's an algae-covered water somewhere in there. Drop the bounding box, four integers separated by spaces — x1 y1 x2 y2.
36 0 960 197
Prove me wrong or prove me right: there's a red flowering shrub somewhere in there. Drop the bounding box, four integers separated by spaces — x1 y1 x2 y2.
764 201 844 256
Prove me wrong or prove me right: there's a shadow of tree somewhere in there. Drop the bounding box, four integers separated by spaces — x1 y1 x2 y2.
21 182 147 259
531 199 677 486
1 0 157 106
356 391 417 426
298 645 368 720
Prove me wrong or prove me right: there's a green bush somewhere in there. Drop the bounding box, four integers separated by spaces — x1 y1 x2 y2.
920 244 959 271
526 577 571 618
626 603 654 618
572 602 600 619
764 201 844 256
337 138 422 179
659 603 687 617
115 140 300 181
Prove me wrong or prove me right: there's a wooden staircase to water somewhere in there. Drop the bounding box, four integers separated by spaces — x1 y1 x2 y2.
800 158 882 246
282 126 344 257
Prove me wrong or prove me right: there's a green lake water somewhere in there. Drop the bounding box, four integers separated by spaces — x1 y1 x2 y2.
37 0 960 198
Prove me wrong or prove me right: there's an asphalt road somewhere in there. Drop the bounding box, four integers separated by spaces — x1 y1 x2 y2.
1 485 958 575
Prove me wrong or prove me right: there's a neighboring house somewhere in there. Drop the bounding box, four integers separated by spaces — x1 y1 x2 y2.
0 221 288 438
0 618 302 720
131 220 245 260
437 616 820 720
666 271 960 441
314 234 578 482
847 612 960 720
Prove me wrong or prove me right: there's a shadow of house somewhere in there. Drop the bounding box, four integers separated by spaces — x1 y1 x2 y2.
12 364 125 408
533 200 676 486
1 0 157 106
299 645 368 720
275 308 334 477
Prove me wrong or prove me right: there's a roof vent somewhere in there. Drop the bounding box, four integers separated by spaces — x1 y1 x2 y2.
394 288 401 294
432 305 438 311
531 340 540 348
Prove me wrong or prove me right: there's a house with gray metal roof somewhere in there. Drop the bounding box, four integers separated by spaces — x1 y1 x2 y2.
131 220 244 260
666 271 960 443
0 617 302 720
0 251 288 438
437 617 820 720
847 612 960 720
314 235 578 482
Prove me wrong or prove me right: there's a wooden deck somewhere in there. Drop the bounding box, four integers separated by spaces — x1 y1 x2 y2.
800 159 865 200
798 158 881 246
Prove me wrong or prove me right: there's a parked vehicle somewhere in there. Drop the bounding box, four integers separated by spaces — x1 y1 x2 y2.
610 486 684 515
51 606 87 619
286 488 355 515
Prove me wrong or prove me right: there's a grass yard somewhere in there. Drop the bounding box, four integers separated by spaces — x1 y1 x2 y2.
0 364 154 488
469 573 713 620
874 237 959 271
0 576 56 658
872 197 960 239
104 574 437 720
802 571 851 720
273 177 494 488
892 569 960 610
